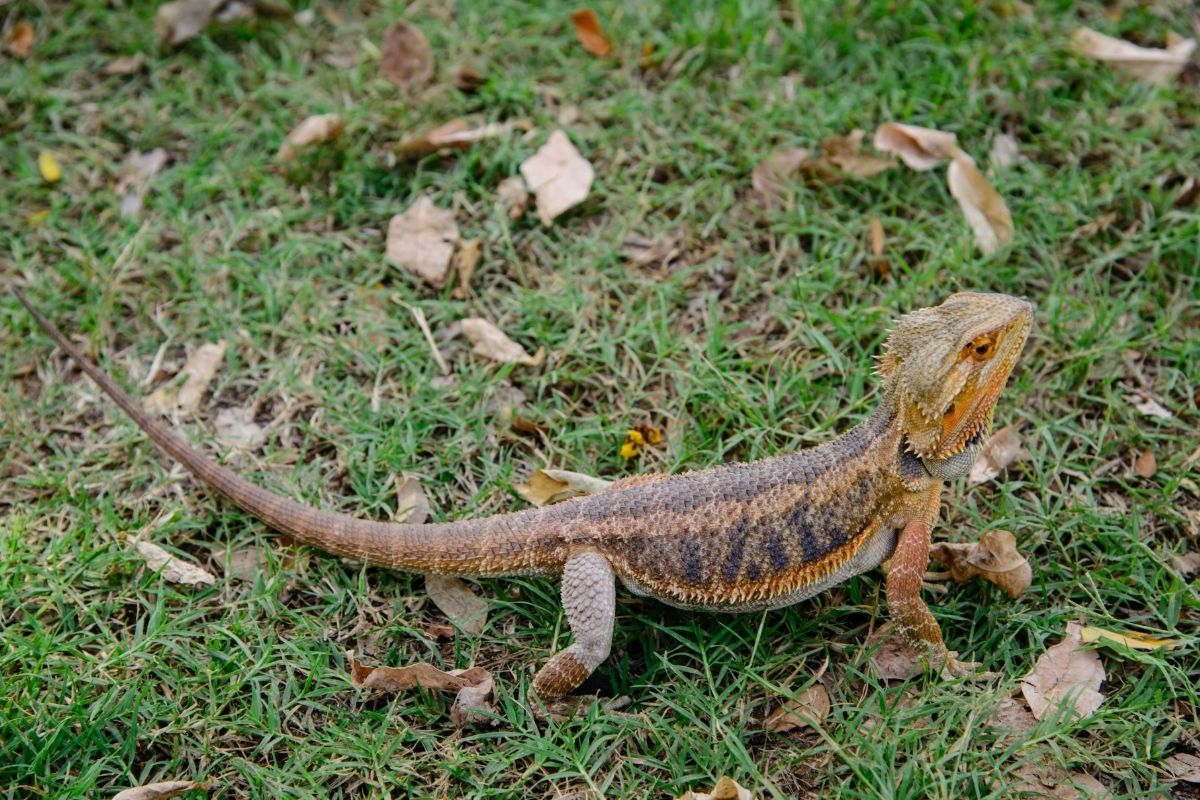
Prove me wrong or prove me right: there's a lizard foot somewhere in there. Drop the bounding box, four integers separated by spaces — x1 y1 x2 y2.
938 651 995 681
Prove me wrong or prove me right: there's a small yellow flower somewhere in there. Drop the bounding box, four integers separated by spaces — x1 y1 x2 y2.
38 150 62 183
619 441 640 460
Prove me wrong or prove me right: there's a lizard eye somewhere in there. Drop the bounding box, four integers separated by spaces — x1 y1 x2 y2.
966 337 995 361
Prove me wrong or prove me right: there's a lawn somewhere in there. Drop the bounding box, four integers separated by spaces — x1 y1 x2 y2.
1 1 1198 798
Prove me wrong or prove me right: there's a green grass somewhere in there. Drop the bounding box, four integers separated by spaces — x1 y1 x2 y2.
2 0 1198 797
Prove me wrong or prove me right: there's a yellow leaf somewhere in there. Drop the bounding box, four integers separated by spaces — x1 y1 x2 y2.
619 441 641 460
38 150 61 183
1080 626 1180 651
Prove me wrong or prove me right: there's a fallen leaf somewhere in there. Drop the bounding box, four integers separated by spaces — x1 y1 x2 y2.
1070 27 1197 85
154 0 224 46
990 133 1020 170
453 65 487 92
990 697 1038 734
460 318 542 366
751 147 811 204
674 776 754 800
1164 753 1200 783
968 426 1029 485
621 232 681 270
424 622 455 639
819 129 897 179
101 53 146 76
213 406 265 451
135 540 217 587
929 529 1032 598
496 176 529 219
38 150 62 183
570 9 612 57
6 20 36 58
277 113 344 162
763 684 831 732
867 623 922 681
1012 761 1110 799
1133 449 1157 478
380 19 434 89
112 781 203 800
514 468 612 507
873 123 958 171
394 119 524 160
452 238 481 298
425 575 488 636
519 129 594 225
1079 626 1180 651
1021 622 1105 721
947 150 1014 254
1127 393 1172 420
213 545 263 582
394 472 430 524
116 148 169 219
145 341 227 415
1170 552 1200 577
868 217 885 257
385 195 459 289
348 654 494 726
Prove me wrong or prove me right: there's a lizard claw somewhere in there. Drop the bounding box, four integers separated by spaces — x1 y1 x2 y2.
938 651 995 680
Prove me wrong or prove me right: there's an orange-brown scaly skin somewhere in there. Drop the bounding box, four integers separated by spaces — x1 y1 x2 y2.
15 289 1033 697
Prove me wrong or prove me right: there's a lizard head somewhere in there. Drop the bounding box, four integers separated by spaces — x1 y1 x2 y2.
878 292 1033 471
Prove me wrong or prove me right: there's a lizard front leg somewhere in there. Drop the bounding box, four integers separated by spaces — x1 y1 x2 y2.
532 551 616 699
885 488 977 677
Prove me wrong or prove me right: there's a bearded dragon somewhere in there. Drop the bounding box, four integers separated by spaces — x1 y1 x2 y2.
15 289 1032 698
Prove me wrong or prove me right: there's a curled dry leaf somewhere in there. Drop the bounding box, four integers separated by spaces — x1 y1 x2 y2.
117 148 169 218
452 238 481 297
380 19 434 89
277 113 344 163
460 318 542 366
1128 393 1172 420
112 780 203 800
751 147 811 204
449 668 496 727
213 406 265 451
102 53 146 76
453 65 487 92
348 654 494 726
519 129 594 225
6 20 36 58
753 134 894 204
425 574 488 636
1171 552 1200 578
1164 753 1200 783
1012 761 1110 800
763 684 831 732
154 0 223 46
990 133 1020 170
929 529 1032 598
514 469 612 507
385 195 459 289
675 776 754 800
1079 625 1180 652
135 540 217 587
1070 27 1196 85
395 119 526 160
873 123 958 171
213 545 263 582
570 9 612 57
496 176 529 219
1021 622 1105 721
868 217 885 257
1133 449 1156 478
867 623 922 681
145 341 227 415
947 150 1014 255
969 425 1029 485
990 697 1038 734
819 129 896 179
394 472 430 524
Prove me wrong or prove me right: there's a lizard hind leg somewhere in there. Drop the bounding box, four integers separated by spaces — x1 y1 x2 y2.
531 551 616 699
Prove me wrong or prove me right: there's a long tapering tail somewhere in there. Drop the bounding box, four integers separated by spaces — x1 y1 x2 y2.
14 288 559 576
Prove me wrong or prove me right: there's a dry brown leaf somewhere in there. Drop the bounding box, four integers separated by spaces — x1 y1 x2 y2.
6 21 36 58
135 540 216 587
868 217 885 257
348 654 494 726
675 776 754 800
460 318 542 366
112 781 203 800
425 575 488 636
819 129 896 179
570 9 612 57
1070 27 1196 85
867 623 922 681
102 53 146 76
1021 622 1105 721
990 133 1020 170
154 0 224 46
145 341 227 415
380 20 434 89
213 545 262 582
751 147 811 204
449 668 496 726
930 529 1032 598
519 130 595 225
990 697 1038 734
453 65 487 92
1133 448 1157 478
394 119 525 160
513 470 573 507
947 150 1014 254
1012 761 1110 799
621 232 681 269
385 195 459 289
1164 753 1200 783
496 176 529 219
277 113 344 163
1171 552 1200 577
394 472 430 524
116 148 169 219
1127 393 1173 420
873 123 958 171
213 406 265 451
1079 626 1180 651
452 238 482 298
968 426 1029 485
763 684 831 732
